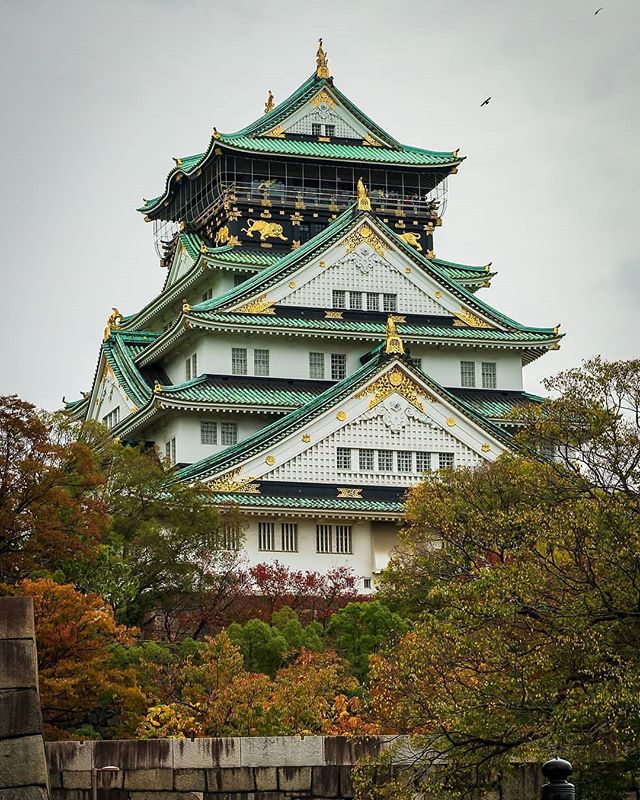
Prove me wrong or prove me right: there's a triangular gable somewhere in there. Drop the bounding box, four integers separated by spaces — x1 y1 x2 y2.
87 355 138 424
223 214 498 329
176 356 510 489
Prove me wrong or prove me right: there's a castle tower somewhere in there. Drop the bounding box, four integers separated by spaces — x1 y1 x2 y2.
67 45 562 589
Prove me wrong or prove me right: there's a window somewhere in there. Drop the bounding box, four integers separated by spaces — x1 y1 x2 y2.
460 360 476 388
366 292 379 311
220 520 241 550
382 293 397 312
378 450 394 471
232 348 247 375
416 451 431 472
201 421 217 445
258 522 275 551
439 452 455 469
281 523 298 552
332 289 346 308
165 438 176 465
349 291 363 309
410 357 422 370
254 349 270 376
186 353 197 381
397 451 413 473
312 122 322 136
335 525 352 554
221 422 238 446
102 407 120 430
359 449 375 470
324 124 336 137
331 353 347 380
316 524 332 553
202 288 214 302
363 578 372 589
309 352 325 379
337 447 352 471
482 362 497 389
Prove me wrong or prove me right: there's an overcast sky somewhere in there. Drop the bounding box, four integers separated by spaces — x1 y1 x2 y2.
1 0 638 410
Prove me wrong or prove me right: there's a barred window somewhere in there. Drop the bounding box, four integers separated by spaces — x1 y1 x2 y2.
359 449 375 470
324 124 336 137
221 422 238 446
335 525 352 554
309 352 325 379
410 357 422 370
416 451 431 472
332 289 346 308
185 352 197 381
349 291 363 309
439 452 455 469
337 447 352 471
363 578 372 589
254 349 270 377
232 348 247 375
220 520 241 551
316 524 332 553
366 292 379 311
201 421 217 445
378 450 394 471
481 362 497 389
312 122 322 136
281 523 298 552
397 450 413 473
258 522 275 551
460 360 476 388
331 353 346 380
102 407 120 430
202 288 214 302
382 293 397 312
165 437 176 466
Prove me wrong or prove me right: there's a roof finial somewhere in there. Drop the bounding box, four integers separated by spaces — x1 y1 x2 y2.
316 38 330 78
103 307 122 341
356 177 372 211
385 315 404 355
264 89 274 114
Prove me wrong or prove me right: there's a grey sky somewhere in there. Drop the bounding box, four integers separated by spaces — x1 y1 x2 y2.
1 0 638 410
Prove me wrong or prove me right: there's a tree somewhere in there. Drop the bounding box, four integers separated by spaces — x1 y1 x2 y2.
367 359 640 800
3 578 144 739
0 396 106 582
326 600 409 682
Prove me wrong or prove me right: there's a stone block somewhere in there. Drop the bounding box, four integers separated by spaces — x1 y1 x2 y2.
339 765 354 798
0 736 48 787
129 794 197 800
51 791 89 800
0 788 48 800
124 768 174 790
278 766 312 792
173 738 241 769
240 736 325 767
254 767 278 791
47 741 93 772
312 766 339 797
0 640 38 690
323 736 384 765
208 767 255 792
175 769 206 791
0 597 35 639
0 688 42 738
95 739 173 770
62 771 91 789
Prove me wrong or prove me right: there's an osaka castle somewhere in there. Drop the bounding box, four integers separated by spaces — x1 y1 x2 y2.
67 42 562 589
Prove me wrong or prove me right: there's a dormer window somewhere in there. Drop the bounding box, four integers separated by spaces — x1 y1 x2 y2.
312 122 335 138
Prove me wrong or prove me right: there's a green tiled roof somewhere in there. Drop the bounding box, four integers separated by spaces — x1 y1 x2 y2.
451 389 544 420
160 375 328 408
103 330 160 406
173 352 511 485
195 312 557 343
207 492 404 514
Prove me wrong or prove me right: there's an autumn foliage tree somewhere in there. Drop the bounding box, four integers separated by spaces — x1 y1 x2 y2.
365 359 640 800
0 396 106 581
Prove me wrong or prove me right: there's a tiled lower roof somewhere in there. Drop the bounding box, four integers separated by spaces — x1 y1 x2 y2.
452 388 544 419
208 491 404 514
160 374 332 407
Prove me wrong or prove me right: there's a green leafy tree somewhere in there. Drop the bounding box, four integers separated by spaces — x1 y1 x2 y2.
366 359 640 800
326 600 409 682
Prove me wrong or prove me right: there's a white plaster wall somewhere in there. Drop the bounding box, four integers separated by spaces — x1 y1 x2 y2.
90 373 134 424
241 516 377 589
415 346 524 390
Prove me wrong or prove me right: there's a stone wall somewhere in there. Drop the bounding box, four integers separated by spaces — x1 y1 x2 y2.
0 596 50 800
46 736 381 800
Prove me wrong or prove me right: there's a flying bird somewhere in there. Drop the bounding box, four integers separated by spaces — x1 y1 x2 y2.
480 97 491 107
594 7 604 13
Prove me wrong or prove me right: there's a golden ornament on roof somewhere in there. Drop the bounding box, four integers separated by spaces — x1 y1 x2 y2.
103 307 122 341
182 299 191 312
385 315 404 355
356 177 372 211
316 38 330 78
264 89 274 114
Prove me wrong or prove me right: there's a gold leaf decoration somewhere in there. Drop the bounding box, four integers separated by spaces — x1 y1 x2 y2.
336 411 347 421
337 487 363 498
355 369 432 411
481 443 491 453
343 224 386 258
236 295 276 315
265 455 276 466
264 126 286 138
311 89 335 107
325 310 343 319
209 468 261 494
453 308 493 329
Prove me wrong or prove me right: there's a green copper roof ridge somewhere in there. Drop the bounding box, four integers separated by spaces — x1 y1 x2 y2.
380 221 559 336
431 256 493 274
102 334 152 407
231 73 321 138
